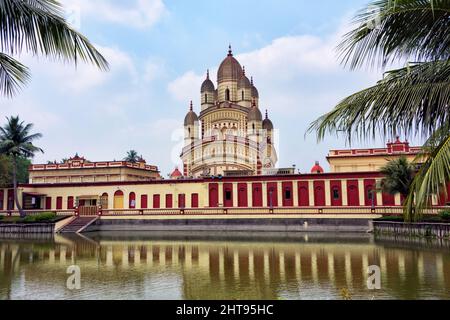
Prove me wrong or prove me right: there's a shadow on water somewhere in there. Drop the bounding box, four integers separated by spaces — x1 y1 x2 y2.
0 231 449 300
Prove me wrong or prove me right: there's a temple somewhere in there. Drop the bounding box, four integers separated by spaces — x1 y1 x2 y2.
181 46 277 177
1 47 448 215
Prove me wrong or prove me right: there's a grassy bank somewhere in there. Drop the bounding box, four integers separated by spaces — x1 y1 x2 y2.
0 212 68 224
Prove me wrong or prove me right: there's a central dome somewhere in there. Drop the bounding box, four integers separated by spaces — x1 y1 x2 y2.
217 46 243 83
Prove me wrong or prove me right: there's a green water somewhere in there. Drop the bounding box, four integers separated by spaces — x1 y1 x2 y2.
0 232 449 300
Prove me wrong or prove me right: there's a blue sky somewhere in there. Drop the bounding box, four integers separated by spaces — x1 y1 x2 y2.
1 0 417 177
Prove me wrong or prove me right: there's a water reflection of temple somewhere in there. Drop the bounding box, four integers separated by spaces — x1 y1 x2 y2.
1 235 449 300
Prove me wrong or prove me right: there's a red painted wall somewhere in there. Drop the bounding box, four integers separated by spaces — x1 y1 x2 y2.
209 183 219 207
141 195 148 209
313 181 325 206
347 180 359 206
178 194 186 208
364 179 377 206
282 182 293 207
153 194 160 209
252 183 263 207
56 196 63 210
67 196 74 210
267 182 278 207
191 193 199 208
382 192 395 206
237 183 248 207
165 194 173 208
298 181 309 206
45 197 52 210
223 183 233 207
330 180 342 206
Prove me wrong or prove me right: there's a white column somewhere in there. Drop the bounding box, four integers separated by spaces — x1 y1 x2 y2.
247 183 252 207
233 183 238 207
218 183 224 207
308 180 315 206
277 182 283 207
325 180 331 206
262 182 268 207
341 180 348 206
293 181 299 207
358 180 365 206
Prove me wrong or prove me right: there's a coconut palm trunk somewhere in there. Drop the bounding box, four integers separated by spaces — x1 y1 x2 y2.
11 156 24 217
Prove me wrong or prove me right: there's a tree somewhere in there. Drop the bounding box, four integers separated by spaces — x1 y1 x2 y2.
124 150 139 163
308 0 450 221
0 116 43 217
379 156 415 200
0 0 109 97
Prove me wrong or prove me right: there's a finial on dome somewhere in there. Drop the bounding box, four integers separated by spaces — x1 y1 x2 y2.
251 76 254 85
265 109 268 119
242 66 246 75
206 69 210 79
228 44 233 56
252 98 256 107
189 100 193 111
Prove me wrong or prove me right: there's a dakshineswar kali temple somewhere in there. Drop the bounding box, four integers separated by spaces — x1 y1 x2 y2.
1 47 449 214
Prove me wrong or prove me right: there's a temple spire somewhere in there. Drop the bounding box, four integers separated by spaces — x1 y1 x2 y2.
206 69 210 80
265 109 268 119
228 44 233 56
189 100 193 111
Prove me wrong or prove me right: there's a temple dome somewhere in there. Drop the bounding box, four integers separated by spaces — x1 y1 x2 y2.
184 102 198 126
310 161 324 174
238 67 251 89
251 77 259 98
262 110 273 130
201 70 215 92
217 46 243 83
170 167 183 179
247 103 262 122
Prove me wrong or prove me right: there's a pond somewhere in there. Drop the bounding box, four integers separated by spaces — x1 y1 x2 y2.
1 231 449 300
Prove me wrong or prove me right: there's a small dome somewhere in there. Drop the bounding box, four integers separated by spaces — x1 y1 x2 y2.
262 110 273 130
217 46 243 83
201 70 215 92
251 77 259 98
170 167 183 179
310 161 324 174
247 102 262 122
237 67 251 89
184 101 198 126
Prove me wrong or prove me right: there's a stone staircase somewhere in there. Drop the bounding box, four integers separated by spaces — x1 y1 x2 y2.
58 216 98 233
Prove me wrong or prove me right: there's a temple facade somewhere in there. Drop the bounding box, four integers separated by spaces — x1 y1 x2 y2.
181 47 277 178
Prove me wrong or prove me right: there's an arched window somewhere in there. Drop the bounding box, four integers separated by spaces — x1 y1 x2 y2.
114 190 124 209
225 88 230 101
129 192 136 209
241 90 244 100
205 93 207 103
252 123 255 130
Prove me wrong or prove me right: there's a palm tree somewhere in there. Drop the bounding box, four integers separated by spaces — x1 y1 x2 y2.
308 0 450 221
0 0 109 97
379 156 415 200
124 150 139 163
0 116 43 217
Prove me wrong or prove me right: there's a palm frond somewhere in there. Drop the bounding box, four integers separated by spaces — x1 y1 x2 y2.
0 53 30 97
308 60 450 142
404 130 450 221
0 0 109 71
339 0 450 70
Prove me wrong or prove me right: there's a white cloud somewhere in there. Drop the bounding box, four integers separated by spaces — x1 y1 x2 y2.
62 0 167 29
167 71 204 105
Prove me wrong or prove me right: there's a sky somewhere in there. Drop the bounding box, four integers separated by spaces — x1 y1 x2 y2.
0 0 418 177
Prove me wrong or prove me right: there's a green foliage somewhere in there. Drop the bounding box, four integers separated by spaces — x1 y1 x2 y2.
0 0 109 97
309 0 450 222
0 155 31 186
21 212 56 223
439 209 450 221
124 150 140 163
0 215 3 221
379 157 415 197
